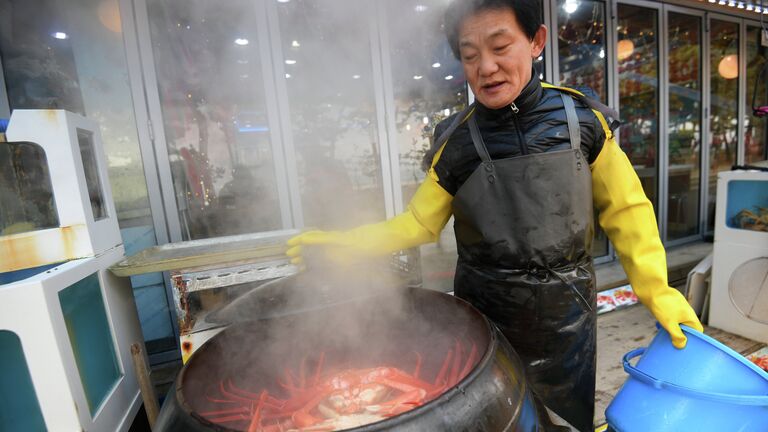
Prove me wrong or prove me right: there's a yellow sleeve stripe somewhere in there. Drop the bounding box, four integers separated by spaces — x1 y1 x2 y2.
540 81 586 98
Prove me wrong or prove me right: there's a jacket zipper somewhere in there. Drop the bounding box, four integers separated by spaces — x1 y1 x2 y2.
510 103 529 155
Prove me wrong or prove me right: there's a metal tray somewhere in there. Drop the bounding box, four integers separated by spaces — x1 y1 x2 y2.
109 229 299 277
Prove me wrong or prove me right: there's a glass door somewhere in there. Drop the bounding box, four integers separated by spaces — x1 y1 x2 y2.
707 17 741 233
140 0 291 241
617 3 661 215
745 24 768 164
664 9 703 242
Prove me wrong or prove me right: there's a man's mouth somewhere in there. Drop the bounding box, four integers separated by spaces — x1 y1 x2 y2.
482 81 506 91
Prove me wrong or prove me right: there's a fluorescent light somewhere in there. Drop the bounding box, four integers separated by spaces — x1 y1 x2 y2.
415 5 427 12
291 40 300 48
563 0 579 14
413 75 423 80
52 32 68 40
234 38 249 46
352 75 361 79
285 73 291 78
445 75 454 80
285 59 297 65
432 62 441 68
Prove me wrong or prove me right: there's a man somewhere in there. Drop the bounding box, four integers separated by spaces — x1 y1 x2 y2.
287 1 702 430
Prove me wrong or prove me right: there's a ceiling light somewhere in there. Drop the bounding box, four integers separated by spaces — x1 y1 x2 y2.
285 59 297 65
563 0 579 14
445 75 454 80
285 73 292 78
352 74 361 79
52 32 68 40
414 75 423 80
432 62 441 68
415 5 428 12
234 38 249 46
291 40 300 48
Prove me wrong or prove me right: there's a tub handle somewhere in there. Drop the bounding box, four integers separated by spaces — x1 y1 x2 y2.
623 348 768 406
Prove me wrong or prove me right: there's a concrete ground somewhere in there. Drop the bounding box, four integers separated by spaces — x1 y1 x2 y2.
141 233 765 431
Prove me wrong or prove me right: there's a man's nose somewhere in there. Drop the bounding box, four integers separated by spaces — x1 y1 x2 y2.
478 55 499 76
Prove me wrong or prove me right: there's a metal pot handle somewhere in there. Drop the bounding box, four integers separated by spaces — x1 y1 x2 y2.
623 348 768 406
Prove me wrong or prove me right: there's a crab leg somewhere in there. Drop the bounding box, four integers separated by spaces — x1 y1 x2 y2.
312 352 326 386
449 339 464 386
246 390 268 432
434 348 453 386
205 413 249 424
198 406 250 417
412 352 423 380
458 343 478 381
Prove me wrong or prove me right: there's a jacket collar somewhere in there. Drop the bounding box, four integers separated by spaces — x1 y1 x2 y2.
474 69 543 122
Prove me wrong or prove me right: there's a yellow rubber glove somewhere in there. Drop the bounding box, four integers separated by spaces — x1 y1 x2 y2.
287 169 453 265
591 116 703 349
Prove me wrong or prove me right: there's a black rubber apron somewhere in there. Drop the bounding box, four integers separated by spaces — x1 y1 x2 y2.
451 94 597 432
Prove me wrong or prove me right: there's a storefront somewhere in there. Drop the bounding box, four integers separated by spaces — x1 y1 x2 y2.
1 0 766 362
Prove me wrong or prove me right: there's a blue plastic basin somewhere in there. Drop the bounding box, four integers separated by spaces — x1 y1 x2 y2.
606 325 768 431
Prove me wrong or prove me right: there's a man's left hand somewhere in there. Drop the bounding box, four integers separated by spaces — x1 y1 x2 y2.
648 287 703 349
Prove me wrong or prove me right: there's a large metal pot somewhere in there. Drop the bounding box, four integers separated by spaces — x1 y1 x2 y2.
156 287 541 431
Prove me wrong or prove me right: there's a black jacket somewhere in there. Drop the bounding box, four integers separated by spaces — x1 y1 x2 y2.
430 73 608 196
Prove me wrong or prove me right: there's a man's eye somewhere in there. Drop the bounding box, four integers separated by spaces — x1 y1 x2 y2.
494 44 510 52
462 53 478 61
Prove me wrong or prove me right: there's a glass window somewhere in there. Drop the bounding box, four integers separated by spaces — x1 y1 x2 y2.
147 0 283 239
0 0 173 358
708 19 740 232
666 12 702 241
557 0 608 102
0 331 46 432
276 0 386 229
746 25 767 164
59 273 122 415
618 5 660 210
382 0 466 205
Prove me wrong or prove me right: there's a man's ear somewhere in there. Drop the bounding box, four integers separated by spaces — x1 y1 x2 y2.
532 25 547 57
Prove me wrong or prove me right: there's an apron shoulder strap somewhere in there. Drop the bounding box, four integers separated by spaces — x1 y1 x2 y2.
560 93 581 151
468 115 492 163
432 104 476 150
542 82 621 132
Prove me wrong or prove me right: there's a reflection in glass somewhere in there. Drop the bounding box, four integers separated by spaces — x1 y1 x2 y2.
666 13 702 240
0 142 59 234
557 0 609 257
277 0 385 229
148 0 282 239
383 0 466 205
746 26 768 164
708 19 740 232
77 129 107 221
1 0 173 358
618 5 659 209
557 0 608 103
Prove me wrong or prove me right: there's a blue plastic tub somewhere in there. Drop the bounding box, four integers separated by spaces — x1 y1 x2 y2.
606 325 768 431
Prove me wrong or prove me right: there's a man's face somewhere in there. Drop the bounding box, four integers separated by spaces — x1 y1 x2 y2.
458 8 547 109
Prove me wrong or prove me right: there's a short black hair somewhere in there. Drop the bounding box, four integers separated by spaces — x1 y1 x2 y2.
444 0 542 59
